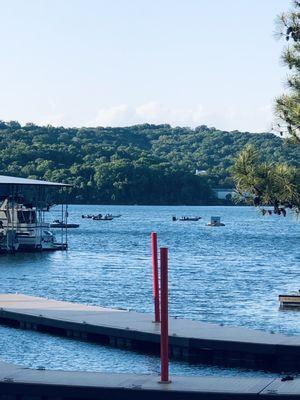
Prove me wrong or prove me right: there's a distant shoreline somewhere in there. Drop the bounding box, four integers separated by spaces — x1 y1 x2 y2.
63 202 247 207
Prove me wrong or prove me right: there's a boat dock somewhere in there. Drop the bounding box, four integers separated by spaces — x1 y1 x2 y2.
279 294 300 309
0 294 300 372
1 360 300 399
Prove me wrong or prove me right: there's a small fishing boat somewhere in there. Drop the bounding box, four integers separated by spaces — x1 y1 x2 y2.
173 216 201 221
82 213 120 220
50 220 79 228
92 214 113 221
179 216 201 221
206 216 225 226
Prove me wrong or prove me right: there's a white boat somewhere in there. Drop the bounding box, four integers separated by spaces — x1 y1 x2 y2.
16 229 57 250
206 216 225 227
0 199 63 251
0 175 71 253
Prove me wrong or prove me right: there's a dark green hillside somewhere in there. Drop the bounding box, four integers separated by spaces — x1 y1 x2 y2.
0 121 298 204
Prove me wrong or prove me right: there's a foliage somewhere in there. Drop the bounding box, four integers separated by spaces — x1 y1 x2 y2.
275 0 300 143
0 122 298 204
232 1 300 215
232 145 300 215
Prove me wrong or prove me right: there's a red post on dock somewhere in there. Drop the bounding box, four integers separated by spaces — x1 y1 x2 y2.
151 232 160 323
160 247 170 383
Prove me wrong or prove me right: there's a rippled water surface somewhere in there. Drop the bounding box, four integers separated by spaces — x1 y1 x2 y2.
0 205 298 377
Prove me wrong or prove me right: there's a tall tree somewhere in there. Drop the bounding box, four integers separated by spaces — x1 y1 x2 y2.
275 0 300 143
232 1 300 215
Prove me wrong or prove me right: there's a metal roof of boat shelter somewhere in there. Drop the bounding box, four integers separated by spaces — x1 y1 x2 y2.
0 175 71 187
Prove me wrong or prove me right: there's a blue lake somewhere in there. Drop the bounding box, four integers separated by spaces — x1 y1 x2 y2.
0 205 299 377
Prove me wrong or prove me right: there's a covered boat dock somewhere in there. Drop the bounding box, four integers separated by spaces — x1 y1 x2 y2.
0 175 71 253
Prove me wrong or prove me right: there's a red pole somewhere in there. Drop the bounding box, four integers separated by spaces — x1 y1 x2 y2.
160 247 170 383
151 232 160 323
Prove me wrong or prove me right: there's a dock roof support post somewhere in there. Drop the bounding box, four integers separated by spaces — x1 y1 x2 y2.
160 247 170 383
151 232 160 323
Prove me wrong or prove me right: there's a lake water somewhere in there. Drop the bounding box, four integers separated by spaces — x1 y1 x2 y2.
0 205 299 377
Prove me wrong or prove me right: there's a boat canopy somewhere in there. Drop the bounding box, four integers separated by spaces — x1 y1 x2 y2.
0 175 71 187
0 175 71 207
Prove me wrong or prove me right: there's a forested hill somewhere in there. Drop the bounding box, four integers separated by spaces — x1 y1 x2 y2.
0 121 299 204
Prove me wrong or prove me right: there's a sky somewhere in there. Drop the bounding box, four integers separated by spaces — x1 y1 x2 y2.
0 0 291 132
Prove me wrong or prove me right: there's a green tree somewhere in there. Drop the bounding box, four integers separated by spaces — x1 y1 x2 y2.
232 145 300 214
232 1 300 215
275 0 300 143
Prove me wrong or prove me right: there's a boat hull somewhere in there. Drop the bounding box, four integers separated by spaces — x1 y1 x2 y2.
50 224 79 228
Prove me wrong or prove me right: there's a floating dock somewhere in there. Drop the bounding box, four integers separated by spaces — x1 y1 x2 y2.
1 360 300 400
279 294 300 309
0 294 300 372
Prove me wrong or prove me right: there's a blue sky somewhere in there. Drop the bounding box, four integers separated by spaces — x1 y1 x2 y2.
0 0 290 131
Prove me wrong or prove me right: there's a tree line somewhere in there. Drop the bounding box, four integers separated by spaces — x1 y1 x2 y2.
0 121 298 204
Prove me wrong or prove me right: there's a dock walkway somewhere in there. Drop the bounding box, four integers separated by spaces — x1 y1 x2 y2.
0 294 299 372
1 361 300 399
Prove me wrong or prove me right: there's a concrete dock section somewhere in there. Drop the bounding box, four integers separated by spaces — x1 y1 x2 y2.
0 293 299 372
2 360 300 400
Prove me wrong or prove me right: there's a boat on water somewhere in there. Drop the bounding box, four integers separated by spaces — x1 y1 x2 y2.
179 216 201 221
0 175 71 253
0 199 65 251
172 216 201 221
279 292 300 309
17 229 58 250
92 214 113 221
206 216 225 226
82 213 120 220
50 220 79 228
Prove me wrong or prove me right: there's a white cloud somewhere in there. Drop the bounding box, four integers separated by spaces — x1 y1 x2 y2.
33 113 66 127
90 101 273 132
92 105 135 127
